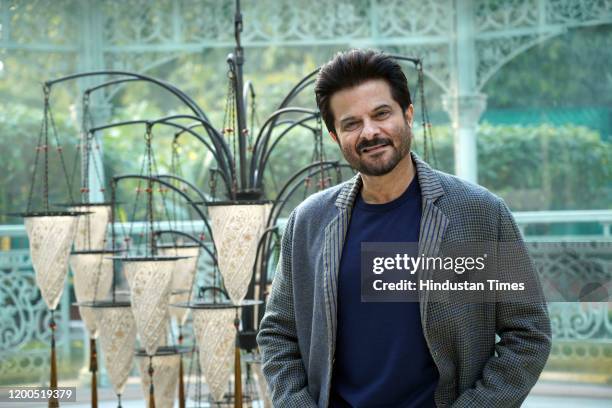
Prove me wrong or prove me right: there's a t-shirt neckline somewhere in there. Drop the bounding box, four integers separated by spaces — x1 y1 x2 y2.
355 174 421 213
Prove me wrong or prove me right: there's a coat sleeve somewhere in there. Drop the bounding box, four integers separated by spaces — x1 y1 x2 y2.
256 210 318 407
452 197 552 408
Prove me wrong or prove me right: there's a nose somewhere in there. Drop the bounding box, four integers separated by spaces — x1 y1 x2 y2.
361 117 380 140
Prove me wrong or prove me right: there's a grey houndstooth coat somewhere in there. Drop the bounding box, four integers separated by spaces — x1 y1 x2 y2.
257 153 551 407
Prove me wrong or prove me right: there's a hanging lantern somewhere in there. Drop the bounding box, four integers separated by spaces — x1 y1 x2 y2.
70 253 113 338
24 214 79 310
95 304 137 397
160 245 201 325
192 307 237 402
123 258 177 356
71 204 110 251
207 202 271 305
137 348 182 408
69 203 113 333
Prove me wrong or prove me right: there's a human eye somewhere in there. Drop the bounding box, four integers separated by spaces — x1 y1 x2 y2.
375 110 390 119
343 121 358 131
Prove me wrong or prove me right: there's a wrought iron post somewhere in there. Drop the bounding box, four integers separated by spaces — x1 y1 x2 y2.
232 0 249 193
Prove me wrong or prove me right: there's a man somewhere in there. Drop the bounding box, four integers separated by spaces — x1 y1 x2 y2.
257 49 551 407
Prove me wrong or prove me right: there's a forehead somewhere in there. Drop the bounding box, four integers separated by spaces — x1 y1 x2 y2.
330 79 397 123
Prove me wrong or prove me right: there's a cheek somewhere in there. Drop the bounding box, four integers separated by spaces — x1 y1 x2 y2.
340 142 353 156
392 123 410 143
339 140 358 159
338 134 357 151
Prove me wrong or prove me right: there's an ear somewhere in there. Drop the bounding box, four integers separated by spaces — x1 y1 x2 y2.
404 104 414 127
329 131 339 144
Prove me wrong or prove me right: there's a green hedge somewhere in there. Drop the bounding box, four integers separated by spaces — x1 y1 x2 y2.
417 123 611 211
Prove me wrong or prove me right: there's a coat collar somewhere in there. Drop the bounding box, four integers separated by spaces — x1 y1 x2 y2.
334 152 445 209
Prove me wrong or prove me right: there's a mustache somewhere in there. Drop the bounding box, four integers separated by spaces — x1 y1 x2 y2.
357 137 392 153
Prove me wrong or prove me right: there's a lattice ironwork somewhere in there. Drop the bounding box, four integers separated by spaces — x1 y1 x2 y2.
3 0 611 92
0 250 70 382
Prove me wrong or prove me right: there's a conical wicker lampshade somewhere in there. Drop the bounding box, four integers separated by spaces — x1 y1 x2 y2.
124 260 174 356
192 308 236 402
70 253 113 338
208 203 271 304
71 205 110 252
138 353 180 408
95 306 137 395
25 215 78 310
162 246 200 325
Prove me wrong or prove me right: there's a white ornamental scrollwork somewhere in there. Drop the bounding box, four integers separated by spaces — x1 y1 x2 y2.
546 0 612 24
377 0 452 38
475 0 539 32
0 250 70 379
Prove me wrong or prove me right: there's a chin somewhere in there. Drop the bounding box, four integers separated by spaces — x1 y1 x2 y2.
359 161 398 176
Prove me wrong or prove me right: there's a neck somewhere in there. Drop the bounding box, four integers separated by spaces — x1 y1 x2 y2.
360 153 415 204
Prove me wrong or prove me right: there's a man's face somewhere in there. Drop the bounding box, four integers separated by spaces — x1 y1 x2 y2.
329 79 413 176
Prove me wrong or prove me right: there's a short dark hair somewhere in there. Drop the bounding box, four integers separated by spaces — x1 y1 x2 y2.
314 49 412 134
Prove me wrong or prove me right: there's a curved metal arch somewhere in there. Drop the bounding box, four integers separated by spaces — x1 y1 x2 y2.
92 78 212 127
89 118 234 197
84 108 232 187
153 229 217 265
158 114 234 178
154 174 215 242
251 106 320 153
154 116 234 193
250 107 319 186
84 77 141 97
111 174 209 226
266 161 350 229
102 54 184 102
172 122 203 138
272 118 317 133
46 71 234 181
387 54 448 92
247 69 321 187
384 55 449 98
172 120 240 168
89 119 226 181
243 80 256 116
155 174 211 205
46 71 208 120
476 31 563 91
275 68 320 111
256 113 322 187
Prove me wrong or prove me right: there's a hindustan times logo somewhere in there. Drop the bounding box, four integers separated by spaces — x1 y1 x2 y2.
372 253 487 275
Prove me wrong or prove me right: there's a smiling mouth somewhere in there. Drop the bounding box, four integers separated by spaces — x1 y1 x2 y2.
360 143 389 154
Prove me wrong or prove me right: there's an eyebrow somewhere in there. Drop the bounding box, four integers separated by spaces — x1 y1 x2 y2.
372 104 392 113
339 117 356 127
339 104 392 126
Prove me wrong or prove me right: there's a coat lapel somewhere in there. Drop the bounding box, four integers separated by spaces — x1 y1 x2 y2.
414 155 449 323
323 174 361 358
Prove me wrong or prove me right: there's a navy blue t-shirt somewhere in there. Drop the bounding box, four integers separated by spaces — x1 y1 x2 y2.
329 176 439 408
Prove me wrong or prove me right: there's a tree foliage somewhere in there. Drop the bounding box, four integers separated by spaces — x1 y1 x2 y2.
423 124 611 211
